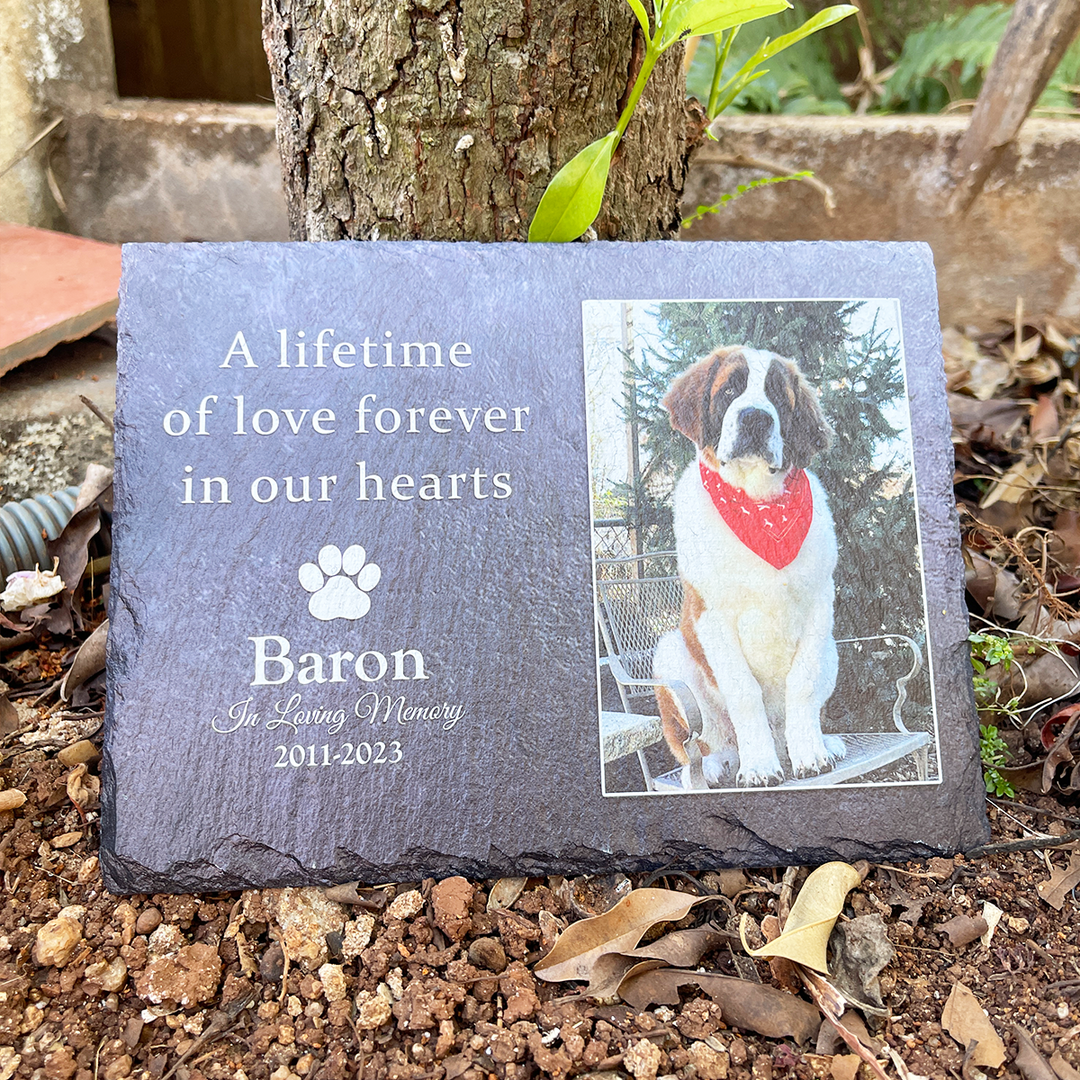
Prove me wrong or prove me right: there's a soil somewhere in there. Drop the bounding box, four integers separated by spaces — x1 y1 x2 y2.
4 316 1080 1080
1 678 1078 1080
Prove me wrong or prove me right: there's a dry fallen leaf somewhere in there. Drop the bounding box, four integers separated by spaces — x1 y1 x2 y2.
66 763 101 812
934 914 989 947
60 619 108 702
1014 1025 1057 1080
941 982 1006 1068
616 965 821 1043
980 902 1003 948
0 693 20 735
487 877 527 912
1031 394 1061 442
980 458 1044 510
1037 853 1080 912
535 887 708 983
828 914 893 1014
1051 1049 1080 1080
585 925 729 997
741 862 861 974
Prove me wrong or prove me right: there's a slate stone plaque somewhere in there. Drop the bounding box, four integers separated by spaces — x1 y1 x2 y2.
102 240 989 893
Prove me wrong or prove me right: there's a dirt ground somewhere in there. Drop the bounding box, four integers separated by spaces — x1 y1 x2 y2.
3 315 1080 1080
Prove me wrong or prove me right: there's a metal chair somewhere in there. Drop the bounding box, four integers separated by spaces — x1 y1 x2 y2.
595 551 933 792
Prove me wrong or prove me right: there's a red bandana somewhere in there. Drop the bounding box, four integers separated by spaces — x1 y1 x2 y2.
699 461 814 570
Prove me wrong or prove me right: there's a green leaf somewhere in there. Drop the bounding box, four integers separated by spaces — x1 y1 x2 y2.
682 170 811 227
623 0 653 40
710 4 857 113
754 4 856 62
528 132 619 244
659 0 788 48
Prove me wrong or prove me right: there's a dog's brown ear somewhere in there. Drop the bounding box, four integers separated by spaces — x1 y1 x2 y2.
773 359 833 470
663 351 732 448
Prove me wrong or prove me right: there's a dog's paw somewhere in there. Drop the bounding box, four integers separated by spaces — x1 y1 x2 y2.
735 749 784 788
704 749 738 786
824 734 847 761
790 734 847 779
299 544 382 621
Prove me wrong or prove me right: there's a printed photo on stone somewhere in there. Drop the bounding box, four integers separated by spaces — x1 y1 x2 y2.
584 299 942 796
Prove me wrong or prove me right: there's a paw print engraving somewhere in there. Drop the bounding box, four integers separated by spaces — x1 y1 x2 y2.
299 544 382 621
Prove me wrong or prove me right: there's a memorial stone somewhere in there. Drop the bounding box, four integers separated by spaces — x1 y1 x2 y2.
102 240 990 893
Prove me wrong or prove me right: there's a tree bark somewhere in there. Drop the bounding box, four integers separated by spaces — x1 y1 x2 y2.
261 0 698 242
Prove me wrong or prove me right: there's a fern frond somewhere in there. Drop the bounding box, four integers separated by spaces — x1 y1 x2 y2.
882 3 1011 110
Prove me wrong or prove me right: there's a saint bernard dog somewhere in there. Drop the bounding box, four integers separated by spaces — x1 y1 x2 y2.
653 345 845 789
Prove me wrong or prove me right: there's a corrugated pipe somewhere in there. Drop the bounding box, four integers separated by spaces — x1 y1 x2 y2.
0 487 81 581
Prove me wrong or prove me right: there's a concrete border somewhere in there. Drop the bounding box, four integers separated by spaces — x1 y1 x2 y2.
682 114 1080 327
59 100 289 243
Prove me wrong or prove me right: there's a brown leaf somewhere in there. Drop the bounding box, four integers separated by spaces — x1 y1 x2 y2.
1030 394 1060 442
1036 853 1080 911
948 393 1027 449
934 914 989 947
828 915 893 1015
0 692 20 734
742 862 861 974
616 966 820 1043
1050 1049 1080 1080
73 464 114 515
66 763 101 812
534 888 707 983
585 925 730 997
941 982 1006 1068
487 877 527 912
964 550 1024 620
1013 1025 1057 1080
1052 512 1080 573
60 619 108 702
801 972 891 1080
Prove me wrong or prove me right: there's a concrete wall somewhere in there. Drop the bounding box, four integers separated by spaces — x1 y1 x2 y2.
0 0 115 228
683 114 1080 328
60 100 288 242
4 1 1080 328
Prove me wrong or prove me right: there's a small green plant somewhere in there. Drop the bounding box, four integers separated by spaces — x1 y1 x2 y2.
681 170 812 227
969 629 1015 707
527 0 857 243
979 723 1015 797
969 632 1018 797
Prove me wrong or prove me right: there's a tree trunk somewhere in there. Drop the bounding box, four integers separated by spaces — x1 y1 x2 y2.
261 0 698 242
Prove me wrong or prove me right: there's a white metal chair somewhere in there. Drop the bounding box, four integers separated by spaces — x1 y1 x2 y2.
595 551 932 792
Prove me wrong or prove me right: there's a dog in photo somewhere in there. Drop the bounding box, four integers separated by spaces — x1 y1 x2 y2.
653 345 845 788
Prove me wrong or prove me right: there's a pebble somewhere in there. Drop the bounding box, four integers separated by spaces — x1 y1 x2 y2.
32 912 84 967
134 942 223 1006
341 915 375 961
317 963 348 1003
57 739 100 766
624 1038 662 1080
431 876 474 941
386 888 424 921
689 1042 730 1080
0 789 26 811
102 1054 133 1080
85 957 128 992
354 989 393 1029
467 936 508 973
136 907 163 934
262 888 347 970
